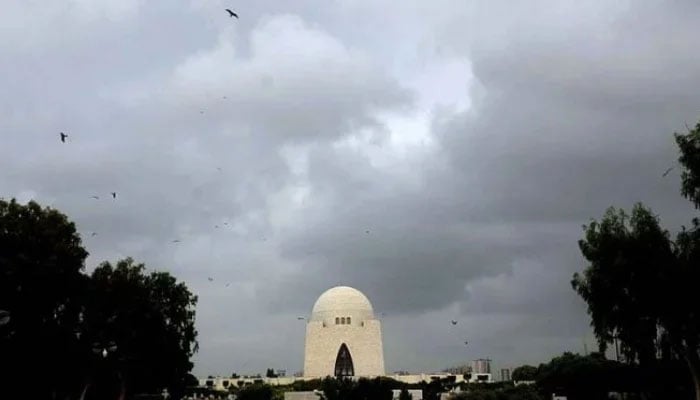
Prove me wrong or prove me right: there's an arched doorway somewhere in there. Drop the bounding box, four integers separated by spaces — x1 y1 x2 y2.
334 343 354 377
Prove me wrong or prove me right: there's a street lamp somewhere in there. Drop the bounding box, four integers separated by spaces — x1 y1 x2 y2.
0 310 10 326
92 341 118 358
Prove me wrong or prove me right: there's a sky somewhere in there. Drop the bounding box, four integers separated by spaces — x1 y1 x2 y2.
2 0 700 377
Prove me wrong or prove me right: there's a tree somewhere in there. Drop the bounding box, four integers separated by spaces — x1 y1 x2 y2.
573 204 674 365
672 120 700 398
672 217 700 399
419 378 448 400
675 121 700 208
536 352 620 400
399 387 413 400
319 377 393 400
572 118 700 400
82 257 199 399
511 365 538 381
0 199 89 399
266 368 278 378
237 383 276 400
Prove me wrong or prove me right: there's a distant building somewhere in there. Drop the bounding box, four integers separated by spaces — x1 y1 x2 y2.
500 368 511 382
471 359 491 374
443 365 472 375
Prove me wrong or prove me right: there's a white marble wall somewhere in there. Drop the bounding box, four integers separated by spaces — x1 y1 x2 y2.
303 318 385 377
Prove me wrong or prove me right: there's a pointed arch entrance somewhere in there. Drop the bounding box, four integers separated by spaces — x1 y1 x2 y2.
334 343 354 377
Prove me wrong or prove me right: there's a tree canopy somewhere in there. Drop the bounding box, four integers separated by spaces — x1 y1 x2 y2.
573 204 674 364
511 365 538 381
0 199 89 398
399 387 413 400
319 377 393 400
573 118 700 400
0 198 198 399
675 121 700 208
84 258 198 398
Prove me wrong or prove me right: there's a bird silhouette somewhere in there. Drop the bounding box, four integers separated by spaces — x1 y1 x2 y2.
225 283 230 287
297 317 305 320
215 225 220 229
464 341 468 346
172 239 181 243
208 277 214 282
59 132 68 143
91 232 98 237
223 222 229 225
111 192 117 199
662 167 674 177
225 9 238 18
90 196 100 200
451 320 458 325
366 230 370 234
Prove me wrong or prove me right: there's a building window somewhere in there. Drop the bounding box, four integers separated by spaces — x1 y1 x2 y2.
335 317 340 325
347 317 351 324
341 317 346 324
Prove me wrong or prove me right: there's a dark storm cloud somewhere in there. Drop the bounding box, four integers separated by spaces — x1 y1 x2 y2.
259 0 700 370
2 0 700 375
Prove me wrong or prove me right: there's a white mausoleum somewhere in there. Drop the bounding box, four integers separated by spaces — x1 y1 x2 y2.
303 286 385 378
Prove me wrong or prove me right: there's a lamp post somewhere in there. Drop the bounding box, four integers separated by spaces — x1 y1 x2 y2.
0 310 9 326
80 340 122 400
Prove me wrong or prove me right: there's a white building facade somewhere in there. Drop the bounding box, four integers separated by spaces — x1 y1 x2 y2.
303 286 385 377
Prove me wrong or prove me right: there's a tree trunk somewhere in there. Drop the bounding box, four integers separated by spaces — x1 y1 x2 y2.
685 349 700 400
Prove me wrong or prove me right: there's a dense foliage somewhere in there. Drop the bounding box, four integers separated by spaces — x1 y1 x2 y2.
236 383 281 400
399 387 413 400
85 258 198 398
573 120 700 399
511 366 537 382
0 199 198 399
319 377 393 400
453 384 543 400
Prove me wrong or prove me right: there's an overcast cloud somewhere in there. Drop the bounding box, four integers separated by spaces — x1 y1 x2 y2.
2 0 700 377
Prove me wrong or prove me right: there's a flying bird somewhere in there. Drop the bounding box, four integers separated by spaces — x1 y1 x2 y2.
90 196 100 200
208 277 214 282
365 230 370 234
662 167 674 177
111 192 117 199
451 320 458 325
297 317 305 320
464 341 468 346
225 9 238 18
215 225 220 229
223 222 229 225
172 239 181 243
59 132 68 143
225 283 230 287
91 232 98 237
